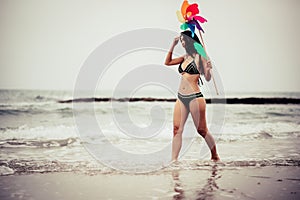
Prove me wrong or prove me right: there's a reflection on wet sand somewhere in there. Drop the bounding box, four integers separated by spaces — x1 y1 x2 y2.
172 170 185 200
194 164 220 199
171 164 221 200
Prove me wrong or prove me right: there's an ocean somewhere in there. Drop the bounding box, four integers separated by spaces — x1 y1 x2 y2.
0 89 299 175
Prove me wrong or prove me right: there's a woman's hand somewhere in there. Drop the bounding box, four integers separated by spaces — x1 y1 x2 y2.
200 56 212 81
164 36 184 66
172 36 180 46
207 60 212 69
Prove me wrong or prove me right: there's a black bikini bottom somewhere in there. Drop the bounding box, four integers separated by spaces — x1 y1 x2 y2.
178 92 204 108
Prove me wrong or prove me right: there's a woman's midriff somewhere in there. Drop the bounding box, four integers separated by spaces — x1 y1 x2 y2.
178 74 201 95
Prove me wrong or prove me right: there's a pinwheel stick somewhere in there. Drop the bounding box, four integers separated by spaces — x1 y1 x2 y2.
197 30 219 95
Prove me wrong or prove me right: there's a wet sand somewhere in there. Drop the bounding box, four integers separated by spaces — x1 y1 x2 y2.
0 166 299 200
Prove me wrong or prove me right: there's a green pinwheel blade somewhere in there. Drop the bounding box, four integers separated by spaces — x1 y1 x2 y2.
180 23 188 30
194 42 207 59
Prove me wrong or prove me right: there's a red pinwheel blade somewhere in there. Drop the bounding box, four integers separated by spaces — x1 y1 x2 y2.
186 3 199 16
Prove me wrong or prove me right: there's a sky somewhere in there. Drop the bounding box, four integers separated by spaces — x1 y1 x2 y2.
0 0 300 93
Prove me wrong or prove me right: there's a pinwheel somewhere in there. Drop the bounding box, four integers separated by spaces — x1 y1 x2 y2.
176 0 207 37
176 0 208 59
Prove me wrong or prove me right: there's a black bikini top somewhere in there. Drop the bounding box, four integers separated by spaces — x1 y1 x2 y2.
178 59 204 85
178 60 200 74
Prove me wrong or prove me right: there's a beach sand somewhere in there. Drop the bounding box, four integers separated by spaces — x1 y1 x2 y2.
0 166 299 200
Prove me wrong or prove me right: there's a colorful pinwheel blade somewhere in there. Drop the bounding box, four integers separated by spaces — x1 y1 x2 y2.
180 23 189 30
190 20 205 33
176 10 185 23
194 15 207 23
194 43 207 59
186 3 199 16
187 23 196 37
181 0 190 19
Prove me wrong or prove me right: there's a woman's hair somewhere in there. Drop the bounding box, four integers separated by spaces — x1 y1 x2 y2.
181 30 202 57
181 30 204 74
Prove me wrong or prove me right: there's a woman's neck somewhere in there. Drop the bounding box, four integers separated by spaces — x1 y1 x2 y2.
185 53 195 59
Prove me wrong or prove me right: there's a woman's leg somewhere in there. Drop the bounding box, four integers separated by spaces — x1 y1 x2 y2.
189 98 220 161
172 99 189 161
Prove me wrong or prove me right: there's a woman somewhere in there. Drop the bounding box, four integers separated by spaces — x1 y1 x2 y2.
164 30 220 162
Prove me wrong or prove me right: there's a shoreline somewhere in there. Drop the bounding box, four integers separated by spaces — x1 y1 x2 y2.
0 166 299 200
57 97 300 104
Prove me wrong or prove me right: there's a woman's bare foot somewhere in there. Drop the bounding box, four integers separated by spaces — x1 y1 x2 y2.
171 159 180 165
211 155 220 162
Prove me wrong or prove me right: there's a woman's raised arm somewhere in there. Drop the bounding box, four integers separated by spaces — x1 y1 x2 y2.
165 37 184 66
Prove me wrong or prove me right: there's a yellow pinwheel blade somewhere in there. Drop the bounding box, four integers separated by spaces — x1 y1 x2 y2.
176 10 185 23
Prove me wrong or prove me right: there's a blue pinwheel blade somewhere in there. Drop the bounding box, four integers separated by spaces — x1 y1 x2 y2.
187 23 196 37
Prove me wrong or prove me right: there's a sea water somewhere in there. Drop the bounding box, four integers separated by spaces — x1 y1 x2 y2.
0 89 299 175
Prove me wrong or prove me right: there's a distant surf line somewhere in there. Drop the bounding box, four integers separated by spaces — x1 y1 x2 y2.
58 97 300 104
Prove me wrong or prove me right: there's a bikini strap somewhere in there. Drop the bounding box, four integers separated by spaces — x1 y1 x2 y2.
199 77 203 85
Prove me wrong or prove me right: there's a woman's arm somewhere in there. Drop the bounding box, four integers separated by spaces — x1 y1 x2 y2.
195 54 212 81
165 37 184 66
201 56 212 81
